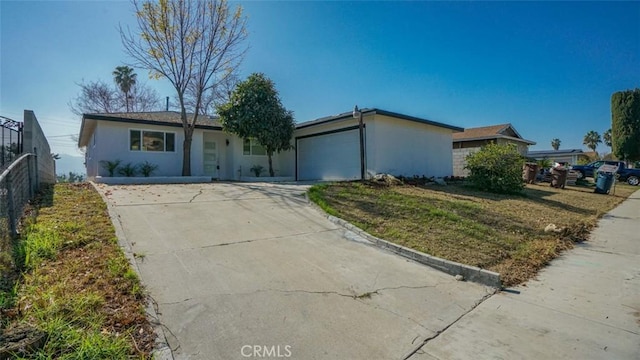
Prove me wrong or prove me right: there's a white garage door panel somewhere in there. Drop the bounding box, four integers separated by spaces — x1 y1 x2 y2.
297 129 360 181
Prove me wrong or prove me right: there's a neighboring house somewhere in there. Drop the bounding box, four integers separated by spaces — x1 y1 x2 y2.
78 108 463 181
452 123 536 176
527 149 590 165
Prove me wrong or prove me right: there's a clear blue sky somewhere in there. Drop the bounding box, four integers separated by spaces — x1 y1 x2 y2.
1 1 639 158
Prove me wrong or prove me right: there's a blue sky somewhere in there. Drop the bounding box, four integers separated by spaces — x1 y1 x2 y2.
1 1 639 159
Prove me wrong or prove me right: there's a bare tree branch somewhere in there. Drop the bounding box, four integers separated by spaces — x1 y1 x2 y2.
120 0 248 175
69 79 160 115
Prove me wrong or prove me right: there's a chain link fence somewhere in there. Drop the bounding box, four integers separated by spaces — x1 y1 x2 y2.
0 154 37 243
0 111 55 263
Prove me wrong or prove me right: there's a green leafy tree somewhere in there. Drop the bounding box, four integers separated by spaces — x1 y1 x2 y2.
611 89 640 162
583 130 602 153
217 73 295 177
465 143 525 194
551 138 561 150
120 0 247 176
113 66 137 112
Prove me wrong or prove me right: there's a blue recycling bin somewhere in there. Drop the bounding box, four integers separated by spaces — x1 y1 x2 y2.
594 171 614 194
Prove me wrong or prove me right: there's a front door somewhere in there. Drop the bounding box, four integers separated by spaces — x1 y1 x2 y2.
203 135 218 178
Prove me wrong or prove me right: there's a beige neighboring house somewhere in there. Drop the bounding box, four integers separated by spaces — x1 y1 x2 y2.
452 123 536 176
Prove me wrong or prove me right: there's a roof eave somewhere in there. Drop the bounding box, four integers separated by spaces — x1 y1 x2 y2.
453 134 535 145
81 113 222 130
296 108 463 132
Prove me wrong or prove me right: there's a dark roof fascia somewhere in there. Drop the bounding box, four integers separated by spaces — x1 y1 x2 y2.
527 149 584 156
454 134 536 145
295 108 463 132
295 111 367 130
82 113 223 130
78 117 87 147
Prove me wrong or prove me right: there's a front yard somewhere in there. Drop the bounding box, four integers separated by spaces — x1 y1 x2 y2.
0 184 154 358
309 181 638 286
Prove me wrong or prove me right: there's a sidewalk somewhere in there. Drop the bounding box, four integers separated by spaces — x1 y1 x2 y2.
412 189 640 359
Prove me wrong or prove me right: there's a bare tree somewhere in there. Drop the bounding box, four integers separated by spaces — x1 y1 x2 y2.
126 83 161 112
70 79 160 115
120 0 247 175
69 80 119 115
180 70 239 115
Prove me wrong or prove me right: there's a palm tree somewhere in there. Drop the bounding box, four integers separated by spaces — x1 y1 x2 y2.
551 138 561 150
113 66 137 112
583 130 602 153
603 129 612 148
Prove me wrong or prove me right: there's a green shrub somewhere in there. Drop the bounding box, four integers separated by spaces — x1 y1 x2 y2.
99 160 122 177
465 143 525 194
250 164 264 177
139 161 159 177
117 163 138 177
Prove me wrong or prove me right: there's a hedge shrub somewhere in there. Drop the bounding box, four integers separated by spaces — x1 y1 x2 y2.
465 143 525 194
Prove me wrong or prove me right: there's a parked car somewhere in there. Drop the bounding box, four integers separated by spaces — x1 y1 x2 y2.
618 167 640 186
570 161 640 186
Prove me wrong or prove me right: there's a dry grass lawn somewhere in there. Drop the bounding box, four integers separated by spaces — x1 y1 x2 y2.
309 181 638 286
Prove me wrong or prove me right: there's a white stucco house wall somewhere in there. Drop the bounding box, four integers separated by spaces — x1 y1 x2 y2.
77 109 462 182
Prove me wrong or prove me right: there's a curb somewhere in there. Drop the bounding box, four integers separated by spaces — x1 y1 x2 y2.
90 182 174 360
306 196 502 288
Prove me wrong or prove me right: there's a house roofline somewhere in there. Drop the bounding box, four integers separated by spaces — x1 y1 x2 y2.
82 113 223 130
527 149 585 156
78 113 223 148
453 134 536 145
295 108 463 132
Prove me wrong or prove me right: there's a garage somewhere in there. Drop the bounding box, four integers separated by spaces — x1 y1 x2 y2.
296 127 361 181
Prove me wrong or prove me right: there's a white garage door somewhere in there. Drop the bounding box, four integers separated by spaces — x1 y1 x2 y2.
297 129 360 181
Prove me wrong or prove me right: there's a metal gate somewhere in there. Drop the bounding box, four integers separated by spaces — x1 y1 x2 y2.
0 116 24 171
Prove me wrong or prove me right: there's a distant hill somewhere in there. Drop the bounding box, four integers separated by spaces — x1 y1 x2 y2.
56 154 85 176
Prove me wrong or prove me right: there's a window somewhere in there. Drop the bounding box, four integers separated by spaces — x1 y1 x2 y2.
130 130 175 152
243 138 266 156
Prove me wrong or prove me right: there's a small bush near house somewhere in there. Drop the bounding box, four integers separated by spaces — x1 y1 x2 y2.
139 161 159 177
250 164 264 177
465 143 525 194
99 159 122 177
118 163 138 177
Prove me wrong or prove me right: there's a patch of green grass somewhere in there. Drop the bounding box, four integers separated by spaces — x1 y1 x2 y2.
308 184 339 216
3 184 154 358
309 181 638 286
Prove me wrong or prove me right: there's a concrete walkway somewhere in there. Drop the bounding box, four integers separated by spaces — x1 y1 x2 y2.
97 182 493 360
412 189 640 359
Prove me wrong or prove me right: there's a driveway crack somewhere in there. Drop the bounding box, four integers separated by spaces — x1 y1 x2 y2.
403 289 497 360
188 189 204 203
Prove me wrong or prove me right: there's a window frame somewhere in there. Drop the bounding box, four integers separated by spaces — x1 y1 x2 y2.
129 129 176 153
243 138 266 156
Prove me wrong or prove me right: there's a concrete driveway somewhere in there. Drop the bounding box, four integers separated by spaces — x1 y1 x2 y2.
97 182 492 360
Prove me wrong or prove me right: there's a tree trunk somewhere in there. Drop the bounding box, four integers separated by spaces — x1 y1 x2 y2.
267 150 274 177
182 134 192 176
